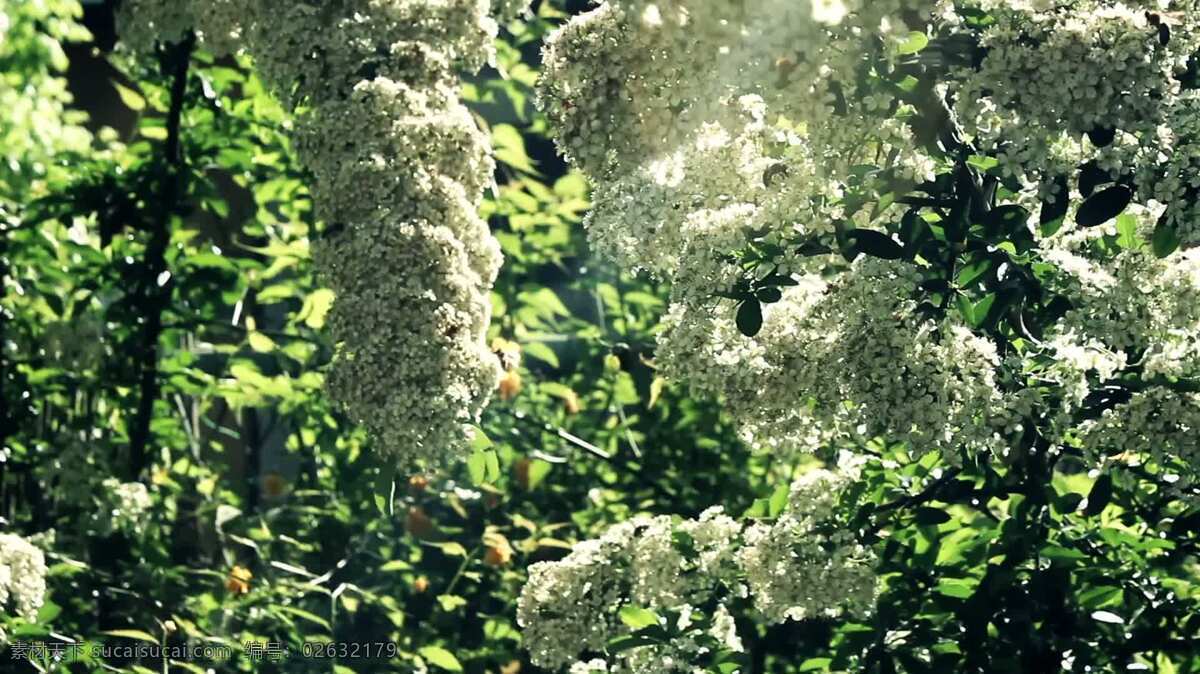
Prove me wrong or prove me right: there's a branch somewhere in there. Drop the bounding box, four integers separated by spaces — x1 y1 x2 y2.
128 34 195 480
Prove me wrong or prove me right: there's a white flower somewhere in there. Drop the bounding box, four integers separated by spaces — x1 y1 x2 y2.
117 0 513 467
0 533 48 636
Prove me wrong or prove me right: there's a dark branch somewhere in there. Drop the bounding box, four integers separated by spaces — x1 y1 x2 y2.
128 34 195 480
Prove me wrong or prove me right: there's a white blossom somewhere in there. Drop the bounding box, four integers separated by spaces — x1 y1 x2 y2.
0 533 48 642
116 0 512 467
518 467 871 672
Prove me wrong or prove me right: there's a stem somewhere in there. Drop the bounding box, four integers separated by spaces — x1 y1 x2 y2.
128 34 195 480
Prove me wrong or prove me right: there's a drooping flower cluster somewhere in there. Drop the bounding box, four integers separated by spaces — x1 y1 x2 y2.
0 533 48 643
517 462 874 672
116 0 528 467
538 0 1200 467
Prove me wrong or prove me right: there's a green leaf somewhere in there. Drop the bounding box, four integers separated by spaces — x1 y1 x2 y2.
618 606 661 631
1040 544 1087 564
1084 474 1113 517
1115 213 1140 249
276 606 332 631
469 426 494 452
1040 176 1070 231
418 646 463 671
302 289 335 329
36 601 61 624
1078 585 1122 609
492 123 540 176
523 341 560 368
102 629 158 644
914 507 952 526
768 484 790 518
1152 221 1181 258
115 82 146 112
467 450 488 485
1076 185 1133 228
736 299 763 337
437 594 468 612
485 450 501 483
934 577 978 599
607 633 660 653
897 31 930 55
848 228 905 260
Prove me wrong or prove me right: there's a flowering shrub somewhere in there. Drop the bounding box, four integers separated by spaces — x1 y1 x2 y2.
7 0 1200 672
538 0 1200 470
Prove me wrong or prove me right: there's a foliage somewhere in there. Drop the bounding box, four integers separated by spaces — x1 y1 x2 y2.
2 1 1200 674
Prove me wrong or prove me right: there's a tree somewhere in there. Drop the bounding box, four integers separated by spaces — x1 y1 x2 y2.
3 1 1200 673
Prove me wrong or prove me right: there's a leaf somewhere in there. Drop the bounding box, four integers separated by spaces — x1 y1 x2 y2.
102 630 158 644
736 299 763 337
934 577 979 599
1115 214 1140 249
467 450 488 485
756 286 783 303
1091 610 1125 625
1040 545 1087 564
115 83 146 112
607 634 660 653
618 606 660 631
523 341 559 368
848 229 905 260
1078 585 1123 609
1152 220 1181 258
768 484 790 518
437 594 468 612
914 507 952 526
1077 161 1111 198
432 542 468 557
983 205 1029 234
418 646 463 672
302 289 335 329
485 450 501 483
276 606 332 631
897 31 930 55
1076 185 1133 227
248 332 276 353
648 377 666 409
1084 474 1113 517
469 426 494 452
491 124 539 175
36 601 61 624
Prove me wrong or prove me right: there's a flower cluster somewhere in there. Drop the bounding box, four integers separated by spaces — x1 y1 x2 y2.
739 467 877 624
951 2 1200 242
539 0 1200 469
0 533 48 643
116 0 528 467
660 259 1012 460
538 1 1004 457
517 462 874 672
97 479 153 535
